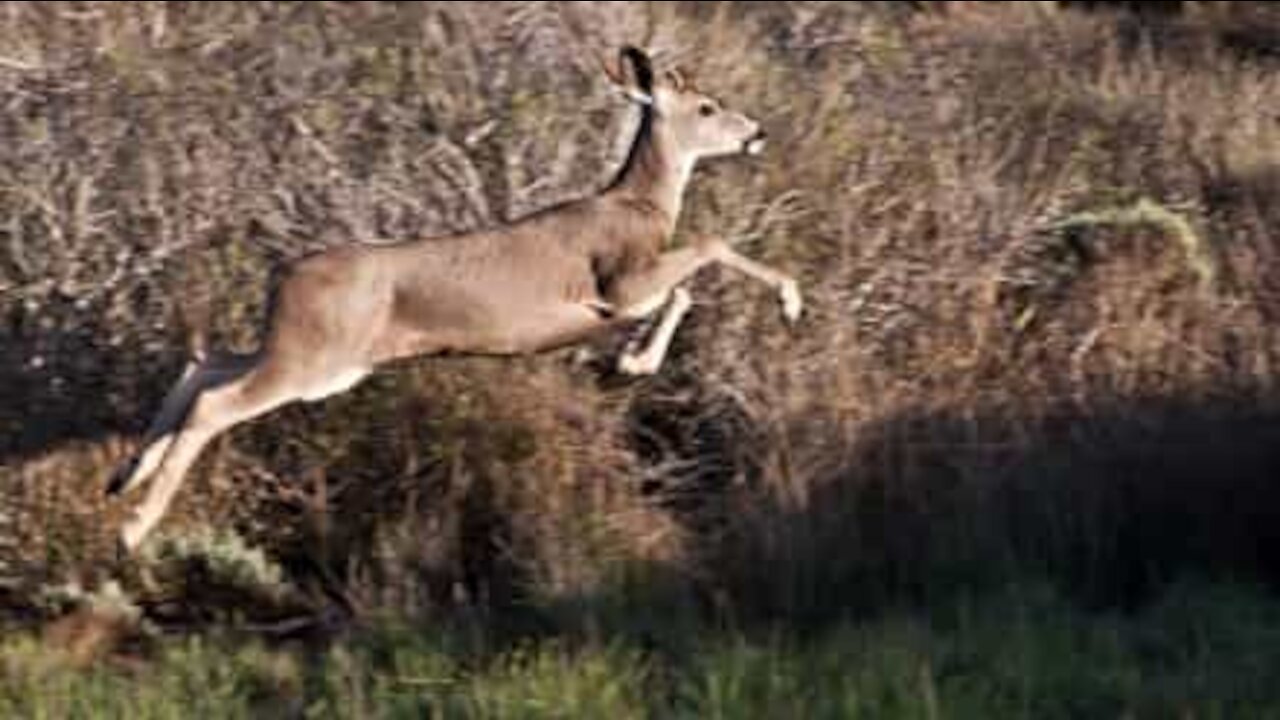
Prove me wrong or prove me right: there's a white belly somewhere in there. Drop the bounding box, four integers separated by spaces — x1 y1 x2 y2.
301 367 369 402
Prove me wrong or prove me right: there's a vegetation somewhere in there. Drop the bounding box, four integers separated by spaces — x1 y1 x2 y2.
7 581 1280 718
3 1 1279 715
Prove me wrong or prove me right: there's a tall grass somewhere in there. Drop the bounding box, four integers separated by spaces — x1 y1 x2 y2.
5 581 1280 718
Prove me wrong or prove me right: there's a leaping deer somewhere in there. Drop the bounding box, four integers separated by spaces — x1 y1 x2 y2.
107 46 802 553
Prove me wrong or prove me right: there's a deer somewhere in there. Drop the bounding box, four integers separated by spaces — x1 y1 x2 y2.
106 45 803 554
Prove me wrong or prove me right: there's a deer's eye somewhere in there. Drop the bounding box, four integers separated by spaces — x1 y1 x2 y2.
698 101 717 117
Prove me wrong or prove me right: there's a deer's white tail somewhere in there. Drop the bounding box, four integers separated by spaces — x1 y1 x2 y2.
105 350 254 497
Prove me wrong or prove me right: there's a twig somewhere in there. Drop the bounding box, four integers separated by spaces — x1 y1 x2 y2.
0 56 41 72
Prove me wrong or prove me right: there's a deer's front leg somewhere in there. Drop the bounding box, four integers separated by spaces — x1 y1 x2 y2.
597 243 716 375
607 237 803 325
605 243 716 318
617 287 693 376
714 245 803 324
600 237 802 376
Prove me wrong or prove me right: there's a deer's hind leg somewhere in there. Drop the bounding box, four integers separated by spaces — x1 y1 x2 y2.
106 352 257 498
118 353 369 553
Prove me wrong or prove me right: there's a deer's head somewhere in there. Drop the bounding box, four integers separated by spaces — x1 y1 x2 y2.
605 46 766 162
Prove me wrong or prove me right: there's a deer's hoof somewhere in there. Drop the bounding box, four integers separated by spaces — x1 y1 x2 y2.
780 280 803 324
118 519 147 558
617 352 658 376
670 287 693 313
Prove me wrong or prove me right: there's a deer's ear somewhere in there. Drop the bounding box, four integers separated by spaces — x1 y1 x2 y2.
620 45 654 92
663 68 688 92
603 45 654 105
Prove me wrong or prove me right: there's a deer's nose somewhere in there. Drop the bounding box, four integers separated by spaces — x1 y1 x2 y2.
744 128 767 155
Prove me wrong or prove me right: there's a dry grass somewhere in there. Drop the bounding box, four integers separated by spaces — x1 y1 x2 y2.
2 0 1279 641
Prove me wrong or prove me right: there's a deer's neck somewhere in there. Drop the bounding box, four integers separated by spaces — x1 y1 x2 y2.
608 109 693 236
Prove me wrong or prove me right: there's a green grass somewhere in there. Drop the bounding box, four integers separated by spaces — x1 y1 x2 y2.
5 581 1279 719
1043 197 1218 291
